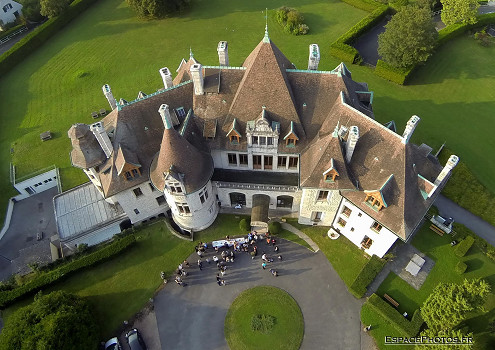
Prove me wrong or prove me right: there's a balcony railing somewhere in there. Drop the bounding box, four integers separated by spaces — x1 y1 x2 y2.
215 181 298 192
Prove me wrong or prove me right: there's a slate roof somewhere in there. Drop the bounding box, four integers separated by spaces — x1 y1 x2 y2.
68 32 445 241
68 124 106 169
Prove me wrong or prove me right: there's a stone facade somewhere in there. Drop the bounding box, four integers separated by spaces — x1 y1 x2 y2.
298 189 342 226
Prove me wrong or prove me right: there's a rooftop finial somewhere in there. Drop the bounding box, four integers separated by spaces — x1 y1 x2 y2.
263 8 270 43
189 47 194 59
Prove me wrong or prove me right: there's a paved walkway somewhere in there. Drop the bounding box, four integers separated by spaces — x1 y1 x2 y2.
154 239 369 350
280 221 320 252
366 243 435 297
435 194 495 247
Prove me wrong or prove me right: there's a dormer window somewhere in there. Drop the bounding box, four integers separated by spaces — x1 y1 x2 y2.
284 121 299 147
364 175 393 211
365 193 384 211
168 182 183 193
227 118 241 145
115 145 141 181
323 158 339 182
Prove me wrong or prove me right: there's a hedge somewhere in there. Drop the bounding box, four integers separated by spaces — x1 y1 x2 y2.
0 234 136 308
438 12 495 46
455 235 475 257
366 293 424 337
349 255 385 298
0 0 100 77
455 261 468 274
374 59 415 85
330 4 390 64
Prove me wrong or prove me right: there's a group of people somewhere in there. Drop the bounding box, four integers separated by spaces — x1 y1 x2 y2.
169 232 284 287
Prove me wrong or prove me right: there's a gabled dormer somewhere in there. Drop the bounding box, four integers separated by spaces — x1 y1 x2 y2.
164 165 185 194
115 145 141 181
246 106 280 147
323 158 339 182
364 174 394 211
283 121 299 147
226 118 241 144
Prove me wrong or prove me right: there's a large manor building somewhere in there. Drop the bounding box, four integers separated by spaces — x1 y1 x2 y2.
67 29 458 258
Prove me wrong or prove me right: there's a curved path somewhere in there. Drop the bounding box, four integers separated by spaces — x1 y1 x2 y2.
154 239 363 350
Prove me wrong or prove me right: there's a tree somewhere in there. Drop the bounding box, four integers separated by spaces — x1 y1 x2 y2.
19 0 43 22
441 0 479 26
0 291 98 350
126 0 190 19
421 279 490 332
40 0 69 18
378 6 438 68
239 218 250 232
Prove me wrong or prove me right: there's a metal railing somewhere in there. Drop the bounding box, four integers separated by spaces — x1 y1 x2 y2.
0 26 28 45
215 181 298 192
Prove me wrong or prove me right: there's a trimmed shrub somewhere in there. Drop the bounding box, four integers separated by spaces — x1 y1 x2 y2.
374 59 415 85
275 7 309 35
455 236 475 257
349 255 385 298
239 218 250 232
366 293 424 337
268 221 282 234
438 12 495 46
330 5 390 64
0 0 100 76
0 235 136 308
455 261 468 274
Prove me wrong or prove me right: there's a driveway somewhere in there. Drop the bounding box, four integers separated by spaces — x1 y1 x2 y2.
0 187 58 281
154 239 364 350
435 194 495 246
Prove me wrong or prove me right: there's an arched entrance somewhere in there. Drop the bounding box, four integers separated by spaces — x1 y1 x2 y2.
229 192 246 206
276 195 293 209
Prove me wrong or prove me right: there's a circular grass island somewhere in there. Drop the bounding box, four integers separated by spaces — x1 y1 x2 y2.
224 286 304 350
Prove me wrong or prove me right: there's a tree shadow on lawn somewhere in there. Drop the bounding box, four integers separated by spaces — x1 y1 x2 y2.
464 258 485 273
84 288 153 339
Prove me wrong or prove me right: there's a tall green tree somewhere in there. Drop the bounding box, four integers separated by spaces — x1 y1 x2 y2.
441 0 479 26
19 0 43 22
378 6 438 68
40 0 69 18
421 279 490 332
0 291 98 350
126 0 190 19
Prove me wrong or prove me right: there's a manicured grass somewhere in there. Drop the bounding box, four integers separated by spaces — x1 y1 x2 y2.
276 228 313 251
361 223 495 350
1 214 246 339
286 219 369 288
224 286 304 350
0 0 366 221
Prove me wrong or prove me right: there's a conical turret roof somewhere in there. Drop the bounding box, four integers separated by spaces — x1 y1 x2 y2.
150 122 213 194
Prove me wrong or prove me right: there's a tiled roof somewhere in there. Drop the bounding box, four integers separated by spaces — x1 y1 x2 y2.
68 124 106 169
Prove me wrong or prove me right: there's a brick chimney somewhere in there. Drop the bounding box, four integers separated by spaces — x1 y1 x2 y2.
434 155 459 186
90 122 113 158
217 41 229 66
159 67 174 90
190 63 204 95
345 126 359 163
102 84 117 110
401 115 420 144
308 44 320 70
158 104 173 129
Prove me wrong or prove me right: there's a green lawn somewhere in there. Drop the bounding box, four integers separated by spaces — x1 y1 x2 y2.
361 224 495 350
286 219 369 287
1 0 495 224
0 0 366 220
1 214 246 339
276 228 313 251
224 286 304 350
